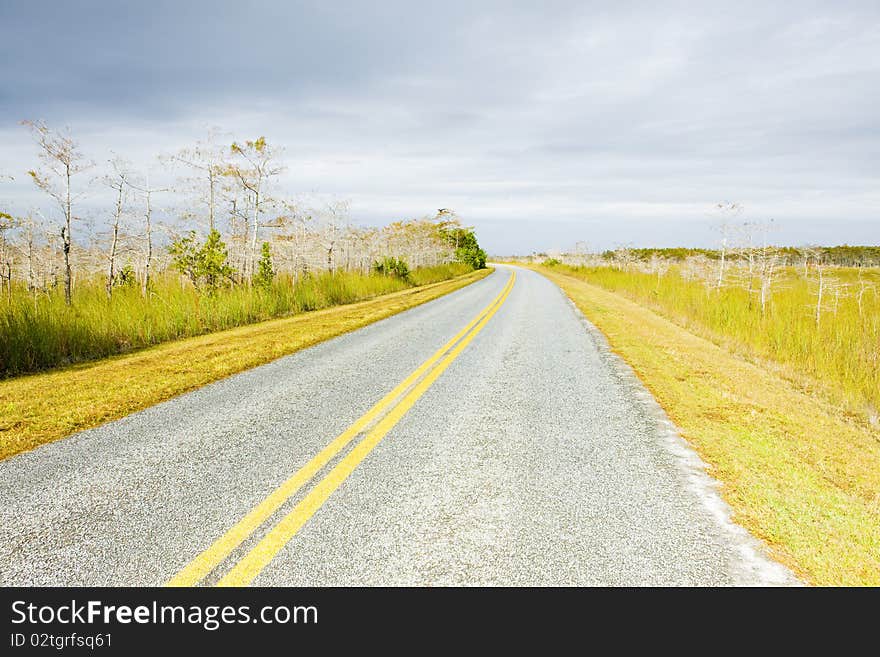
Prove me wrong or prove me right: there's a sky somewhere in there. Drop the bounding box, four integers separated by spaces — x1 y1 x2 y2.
0 0 878 254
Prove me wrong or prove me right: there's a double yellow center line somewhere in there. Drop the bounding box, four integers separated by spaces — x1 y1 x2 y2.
167 270 515 587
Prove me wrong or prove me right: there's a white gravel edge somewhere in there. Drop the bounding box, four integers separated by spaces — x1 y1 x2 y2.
538 268 801 586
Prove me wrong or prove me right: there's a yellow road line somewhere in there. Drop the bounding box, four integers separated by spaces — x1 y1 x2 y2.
216 272 515 586
166 271 514 587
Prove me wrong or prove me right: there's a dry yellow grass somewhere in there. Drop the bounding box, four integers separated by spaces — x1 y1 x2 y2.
0 269 489 461
534 265 880 586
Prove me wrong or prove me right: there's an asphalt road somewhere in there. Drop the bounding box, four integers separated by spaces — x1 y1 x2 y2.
0 265 796 586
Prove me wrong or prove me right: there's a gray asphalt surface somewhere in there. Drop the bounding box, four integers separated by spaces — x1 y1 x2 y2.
0 265 796 586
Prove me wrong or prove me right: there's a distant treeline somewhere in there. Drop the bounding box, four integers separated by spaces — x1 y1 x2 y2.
596 245 880 266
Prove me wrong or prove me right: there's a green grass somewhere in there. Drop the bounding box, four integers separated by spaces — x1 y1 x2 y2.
541 262 880 423
533 264 880 585
0 263 472 376
0 267 490 460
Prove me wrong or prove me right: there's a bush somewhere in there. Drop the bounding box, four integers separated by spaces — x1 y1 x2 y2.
438 224 488 269
169 229 235 291
372 256 411 281
115 263 137 288
456 245 487 270
254 242 275 290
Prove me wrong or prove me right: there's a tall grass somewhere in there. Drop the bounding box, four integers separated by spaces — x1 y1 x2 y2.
544 263 880 420
0 263 472 375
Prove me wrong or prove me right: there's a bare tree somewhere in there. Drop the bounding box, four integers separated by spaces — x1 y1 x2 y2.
645 254 670 293
799 246 821 279
750 220 779 315
275 201 311 283
856 267 875 318
226 137 284 279
7 124 471 298
814 259 827 327
681 254 715 291
611 246 637 271
127 175 168 295
104 157 131 297
713 201 742 289
22 121 91 304
0 211 16 300
573 240 590 267
169 130 230 232
22 213 40 300
319 199 350 273
757 246 780 315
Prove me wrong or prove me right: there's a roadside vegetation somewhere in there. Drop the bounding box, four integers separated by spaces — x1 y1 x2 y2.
0 262 473 375
0 123 487 376
537 258 879 424
534 264 880 585
520 226 880 585
0 268 490 460
593 244 880 267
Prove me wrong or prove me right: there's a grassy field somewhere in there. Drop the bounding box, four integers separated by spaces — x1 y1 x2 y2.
0 263 471 376
533 264 880 585
0 267 490 461
544 262 880 424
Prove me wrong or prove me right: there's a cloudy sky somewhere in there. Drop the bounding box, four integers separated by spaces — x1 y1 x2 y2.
1 0 877 253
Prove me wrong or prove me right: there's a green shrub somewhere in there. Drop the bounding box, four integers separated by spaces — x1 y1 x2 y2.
115 264 137 288
372 256 411 281
254 242 275 290
169 228 235 291
438 224 488 269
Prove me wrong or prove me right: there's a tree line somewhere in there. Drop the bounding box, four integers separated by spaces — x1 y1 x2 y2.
0 123 487 303
531 206 878 323
597 245 880 266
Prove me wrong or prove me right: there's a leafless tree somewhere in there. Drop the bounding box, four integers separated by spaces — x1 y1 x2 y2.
644 254 670 292
275 201 311 283
319 199 350 273
126 175 168 295
22 120 92 304
6 127 468 300
22 213 41 299
756 247 780 315
226 137 284 279
169 130 229 232
0 211 17 300
610 246 637 271
104 157 131 297
713 201 742 289
752 220 779 315
856 267 875 318
813 259 827 327
573 241 590 267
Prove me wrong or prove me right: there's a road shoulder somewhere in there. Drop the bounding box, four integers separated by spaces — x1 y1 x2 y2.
532 264 880 585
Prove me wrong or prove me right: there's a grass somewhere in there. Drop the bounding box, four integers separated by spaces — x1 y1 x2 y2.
0 267 490 461
544 263 880 423
0 263 473 376
532 264 880 585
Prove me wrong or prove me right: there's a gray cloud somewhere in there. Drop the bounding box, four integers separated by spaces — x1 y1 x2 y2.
1 0 877 252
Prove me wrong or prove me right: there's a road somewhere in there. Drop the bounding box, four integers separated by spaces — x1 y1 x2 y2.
0 265 796 586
